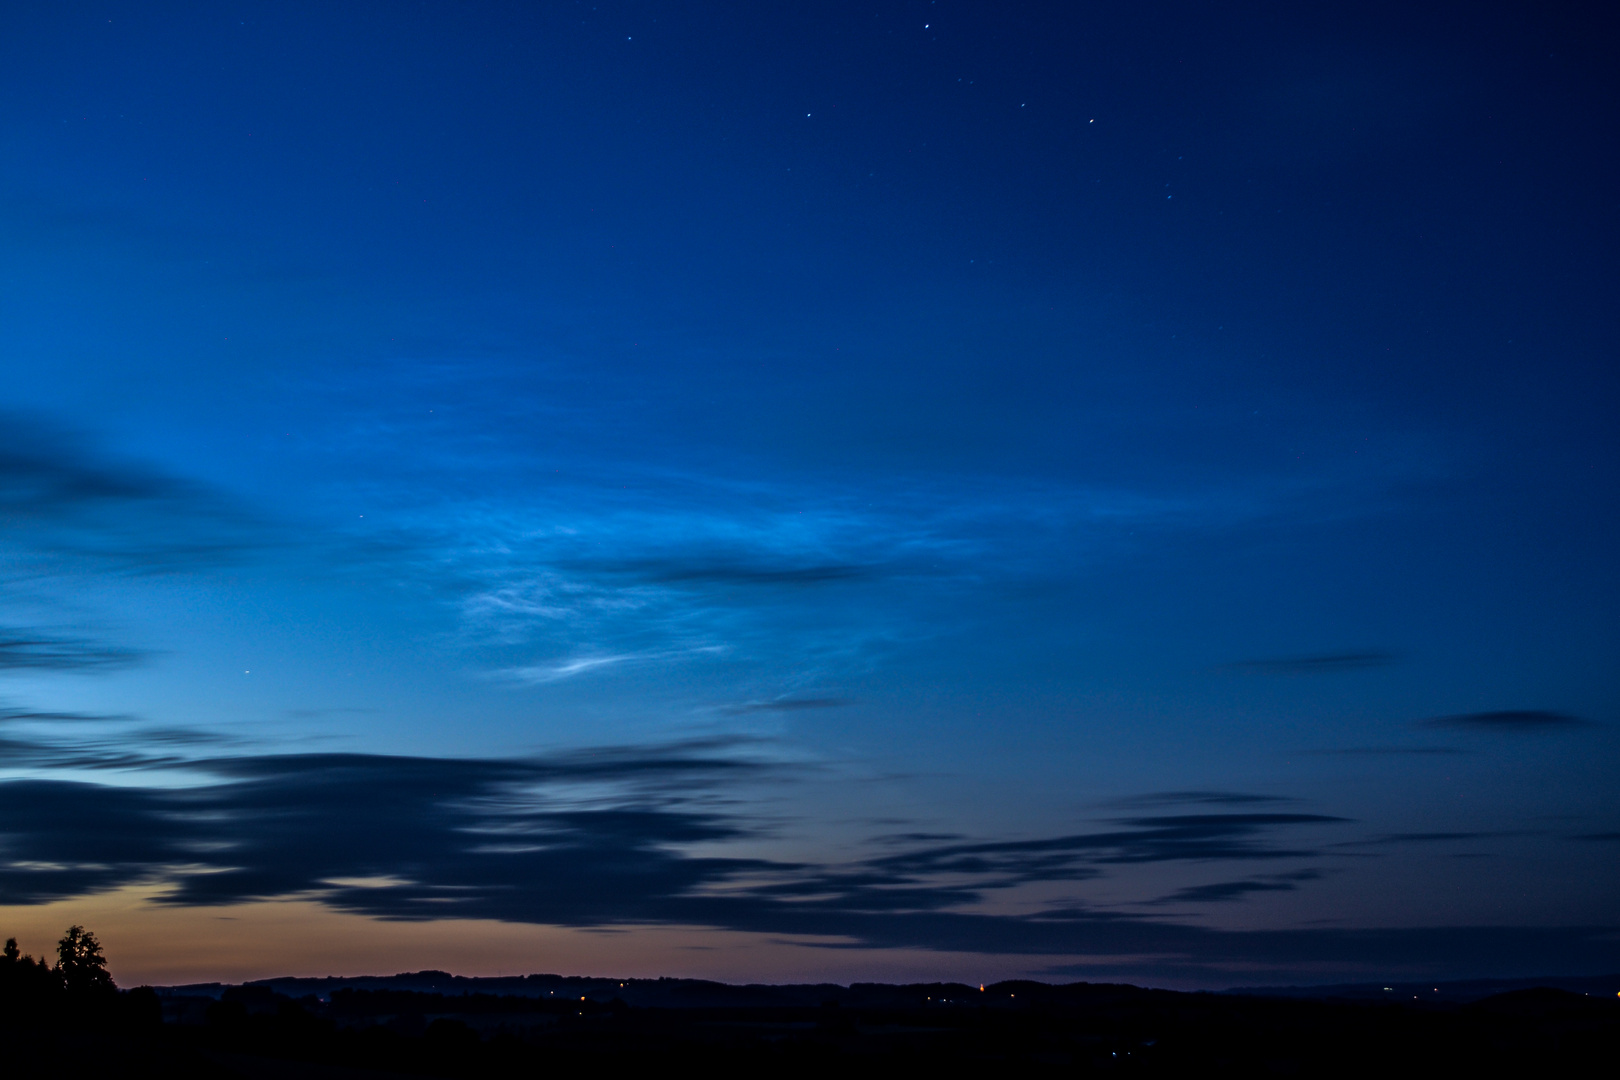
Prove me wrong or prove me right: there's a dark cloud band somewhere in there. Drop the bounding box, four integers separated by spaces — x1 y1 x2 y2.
0 743 1339 921
0 741 1612 979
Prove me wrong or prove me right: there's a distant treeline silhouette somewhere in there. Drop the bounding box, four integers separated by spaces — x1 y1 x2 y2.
1 925 155 1018
3 925 116 996
2 926 1616 1077
0 926 168 1076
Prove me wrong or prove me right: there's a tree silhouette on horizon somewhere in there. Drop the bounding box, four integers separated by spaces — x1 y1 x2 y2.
55 925 114 997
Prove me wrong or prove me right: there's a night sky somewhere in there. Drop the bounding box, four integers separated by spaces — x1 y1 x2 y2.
2 2 1617 989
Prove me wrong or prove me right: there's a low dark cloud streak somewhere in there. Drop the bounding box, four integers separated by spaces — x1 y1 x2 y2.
1147 869 1322 905
1423 710 1589 731
1305 746 1464 756
1102 791 1297 808
1335 832 1506 848
0 416 264 573
722 697 851 714
1224 652 1396 674
0 631 142 671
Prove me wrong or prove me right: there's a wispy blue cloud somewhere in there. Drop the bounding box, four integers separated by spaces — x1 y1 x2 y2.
346 458 1375 697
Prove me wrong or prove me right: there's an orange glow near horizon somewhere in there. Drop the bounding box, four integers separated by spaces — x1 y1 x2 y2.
0 886 1067 988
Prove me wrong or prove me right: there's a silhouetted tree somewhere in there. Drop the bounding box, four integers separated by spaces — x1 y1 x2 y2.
0 935 59 1011
55 925 114 997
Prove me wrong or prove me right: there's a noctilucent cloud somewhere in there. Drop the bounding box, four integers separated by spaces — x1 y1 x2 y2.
1 2 1616 988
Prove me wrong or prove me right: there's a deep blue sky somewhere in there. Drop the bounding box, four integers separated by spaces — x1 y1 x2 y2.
1 1 1616 987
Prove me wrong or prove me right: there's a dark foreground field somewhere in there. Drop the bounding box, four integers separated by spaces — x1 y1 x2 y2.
5 972 1618 1077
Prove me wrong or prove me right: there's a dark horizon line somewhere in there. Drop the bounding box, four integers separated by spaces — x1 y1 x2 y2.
146 967 1620 1001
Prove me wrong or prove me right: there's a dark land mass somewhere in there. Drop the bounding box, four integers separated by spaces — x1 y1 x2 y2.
162 968 1620 1007
1230 972 1620 1004
9 967 1620 1077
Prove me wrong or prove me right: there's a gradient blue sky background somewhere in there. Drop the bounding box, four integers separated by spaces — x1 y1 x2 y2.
1 1 1617 988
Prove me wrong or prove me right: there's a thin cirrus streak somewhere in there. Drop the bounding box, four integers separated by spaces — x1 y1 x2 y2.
500 654 638 684
498 646 729 685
